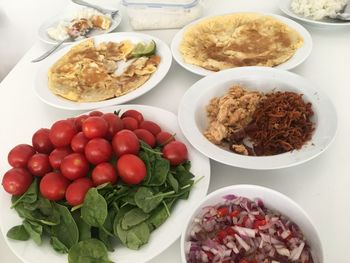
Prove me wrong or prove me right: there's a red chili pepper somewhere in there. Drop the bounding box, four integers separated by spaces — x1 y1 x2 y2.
229 210 240 218
205 251 214 261
255 214 265 220
217 207 229 217
216 229 227 242
224 226 236 236
253 219 266 229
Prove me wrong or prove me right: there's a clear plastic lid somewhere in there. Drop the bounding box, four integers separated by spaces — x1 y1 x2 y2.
122 0 199 8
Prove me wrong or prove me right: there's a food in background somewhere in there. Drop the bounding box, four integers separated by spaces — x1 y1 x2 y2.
48 39 160 102
186 195 314 263
204 86 314 156
291 0 347 20
47 8 112 41
180 13 303 71
2 109 195 263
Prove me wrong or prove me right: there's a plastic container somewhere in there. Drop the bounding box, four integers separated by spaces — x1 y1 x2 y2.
122 0 202 30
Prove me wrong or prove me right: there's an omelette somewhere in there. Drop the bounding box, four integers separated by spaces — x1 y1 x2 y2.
48 39 160 102
180 13 304 71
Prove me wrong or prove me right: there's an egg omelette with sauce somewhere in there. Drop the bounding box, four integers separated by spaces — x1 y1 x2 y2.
48 39 160 102
180 13 304 71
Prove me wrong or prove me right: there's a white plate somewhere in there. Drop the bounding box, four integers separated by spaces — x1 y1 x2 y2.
35 32 172 111
171 12 313 76
0 104 211 263
38 12 122 45
178 67 337 170
279 0 350 28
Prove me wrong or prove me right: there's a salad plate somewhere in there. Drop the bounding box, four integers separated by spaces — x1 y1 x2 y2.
0 104 211 263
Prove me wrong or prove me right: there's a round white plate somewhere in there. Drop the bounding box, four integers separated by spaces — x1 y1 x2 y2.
0 104 211 263
35 32 172 111
279 0 350 27
38 12 122 45
171 12 313 76
178 66 337 170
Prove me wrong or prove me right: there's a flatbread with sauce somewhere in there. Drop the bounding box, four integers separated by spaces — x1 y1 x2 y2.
48 39 160 102
180 13 303 71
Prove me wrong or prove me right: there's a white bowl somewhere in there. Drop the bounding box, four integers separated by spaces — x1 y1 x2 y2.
178 66 337 170
180 184 323 263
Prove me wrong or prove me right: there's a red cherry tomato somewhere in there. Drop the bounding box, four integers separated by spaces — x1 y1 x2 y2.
71 132 89 153
116 154 146 185
49 146 72 169
156 131 175 146
92 162 117 186
27 153 52 177
84 138 112 165
40 172 70 201
102 113 124 140
122 117 139 131
82 116 108 139
65 177 93 206
74 114 88 131
49 120 77 147
89 110 103 117
133 129 156 148
139 121 161 136
2 168 33 196
32 128 54 154
60 153 89 180
162 141 188 166
8 144 36 168
121 110 144 124
112 129 140 157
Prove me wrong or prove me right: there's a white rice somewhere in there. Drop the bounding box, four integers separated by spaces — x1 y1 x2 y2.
291 0 347 20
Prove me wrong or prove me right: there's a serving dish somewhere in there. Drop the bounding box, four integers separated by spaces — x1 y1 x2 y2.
0 104 211 263
178 66 337 169
171 12 312 76
279 0 350 27
35 32 172 111
180 184 323 263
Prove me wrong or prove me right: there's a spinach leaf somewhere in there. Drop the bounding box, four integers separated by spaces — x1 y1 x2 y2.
23 220 42 245
125 222 150 250
139 150 152 184
74 214 91 242
68 239 113 263
148 157 169 186
166 172 179 193
98 228 114 252
81 188 107 227
52 203 79 249
134 187 163 213
6 225 29 241
173 163 194 187
146 198 176 230
11 179 38 207
121 208 150 230
50 236 69 254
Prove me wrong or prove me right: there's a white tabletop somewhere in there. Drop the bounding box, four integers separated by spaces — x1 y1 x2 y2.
0 0 349 262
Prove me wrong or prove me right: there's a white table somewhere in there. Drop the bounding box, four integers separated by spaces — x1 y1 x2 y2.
1 0 349 262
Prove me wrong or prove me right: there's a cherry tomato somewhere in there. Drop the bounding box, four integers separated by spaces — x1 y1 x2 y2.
156 131 175 146
65 177 93 206
49 120 77 147
39 172 70 201
122 117 139 131
116 154 146 185
89 110 103 117
27 153 52 177
82 116 108 139
71 132 89 153
102 113 124 140
121 110 144 124
49 146 72 169
74 114 88 131
92 162 117 186
162 141 188 166
139 121 161 136
60 153 89 180
112 130 140 157
133 129 156 148
217 207 229 217
8 144 36 168
32 128 54 154
2 168 33 196
84 138 112 165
